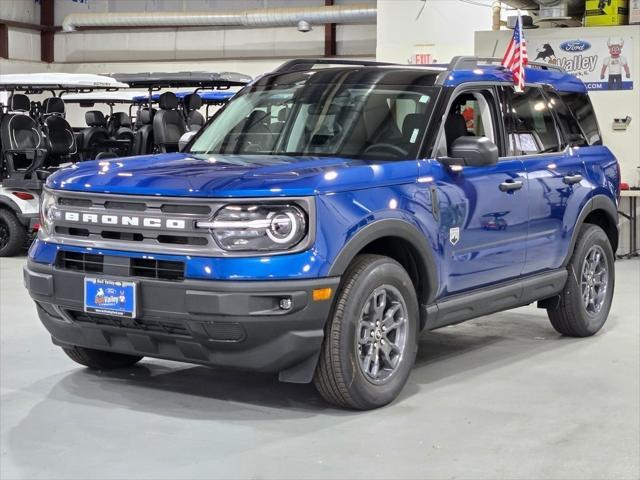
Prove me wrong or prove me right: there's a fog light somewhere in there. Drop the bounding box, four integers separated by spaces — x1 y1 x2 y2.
279 298 293 310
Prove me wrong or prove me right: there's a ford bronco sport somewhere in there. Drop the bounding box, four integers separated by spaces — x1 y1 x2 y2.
24 58 620 410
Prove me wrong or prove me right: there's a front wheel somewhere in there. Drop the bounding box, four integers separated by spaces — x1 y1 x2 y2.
313 254 418 410
547 224 615 337
62 346 143 370
0 209 27 257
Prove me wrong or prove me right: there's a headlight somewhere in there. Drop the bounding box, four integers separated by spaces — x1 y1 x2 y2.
39 190 56 237
201 204 307 252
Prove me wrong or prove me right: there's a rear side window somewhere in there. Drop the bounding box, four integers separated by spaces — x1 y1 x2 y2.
544 90 586 147
558 92 602 146
507 87 561 155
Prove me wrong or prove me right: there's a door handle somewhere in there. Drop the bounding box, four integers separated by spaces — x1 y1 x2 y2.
563 174 583 185
499 180 524 192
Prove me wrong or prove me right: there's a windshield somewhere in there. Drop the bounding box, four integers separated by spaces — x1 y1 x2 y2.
189 76 438 160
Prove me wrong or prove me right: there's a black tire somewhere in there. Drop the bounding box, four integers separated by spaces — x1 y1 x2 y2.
62 346 143 370
0 208 27 257
547 224 615 337
313 254 419 410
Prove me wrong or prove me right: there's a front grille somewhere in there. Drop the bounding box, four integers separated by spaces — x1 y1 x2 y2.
47 191 219 255
56 251 185 281
68 310 190 337
130 258 185 281
57 251 104 273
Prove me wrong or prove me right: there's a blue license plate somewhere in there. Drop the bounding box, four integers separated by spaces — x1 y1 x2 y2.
84 277 137 318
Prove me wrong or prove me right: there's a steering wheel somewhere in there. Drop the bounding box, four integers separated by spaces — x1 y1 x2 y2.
363 143 409 157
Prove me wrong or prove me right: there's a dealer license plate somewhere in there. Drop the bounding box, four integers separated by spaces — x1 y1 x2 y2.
84 277 137 318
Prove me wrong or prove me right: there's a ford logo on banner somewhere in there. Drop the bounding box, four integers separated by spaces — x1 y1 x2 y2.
559 40 591 53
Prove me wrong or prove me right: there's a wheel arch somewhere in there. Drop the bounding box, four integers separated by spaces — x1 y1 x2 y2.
563 194 619 267
327 219 439 323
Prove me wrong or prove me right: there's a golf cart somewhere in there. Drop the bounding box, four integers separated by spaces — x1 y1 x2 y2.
0 73 129 256
111 72 251 153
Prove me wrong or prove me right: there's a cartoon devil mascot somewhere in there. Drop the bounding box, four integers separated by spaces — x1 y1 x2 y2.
600 37 630 90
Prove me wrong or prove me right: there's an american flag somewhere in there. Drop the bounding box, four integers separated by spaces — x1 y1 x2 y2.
501 16 528 92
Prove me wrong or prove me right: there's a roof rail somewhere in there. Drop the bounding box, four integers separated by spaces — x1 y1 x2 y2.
447 56 565 73
273 58 397 73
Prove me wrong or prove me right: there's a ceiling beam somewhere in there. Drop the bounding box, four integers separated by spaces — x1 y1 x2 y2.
41 0 55 63
324 0 336 57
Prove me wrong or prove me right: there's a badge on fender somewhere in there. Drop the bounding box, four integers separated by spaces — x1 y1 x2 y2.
449 227 460 246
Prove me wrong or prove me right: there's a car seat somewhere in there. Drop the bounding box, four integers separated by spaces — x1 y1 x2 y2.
133 108 155 155
183 94 205 132
110 112 135 156
153 92 186 152
82 110 110 160
41 97 77 167
0 94 46 184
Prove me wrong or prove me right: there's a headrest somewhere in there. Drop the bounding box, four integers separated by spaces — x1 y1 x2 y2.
85 110 106 127
277 108 289 122
112 112 131 129
138 108 155 125
159 92 178 110
42 97 65 116
183 93 202 111
402 113 424 141
9 94 30 112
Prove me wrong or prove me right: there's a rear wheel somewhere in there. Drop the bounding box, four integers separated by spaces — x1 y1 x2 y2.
0 209 27 257
62 346 143 370
313 254 418 410
547 224 615 337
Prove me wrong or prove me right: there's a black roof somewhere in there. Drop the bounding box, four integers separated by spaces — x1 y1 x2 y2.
109 71 252 88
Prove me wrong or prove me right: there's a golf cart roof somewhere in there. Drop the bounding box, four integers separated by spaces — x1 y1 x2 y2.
62 91 149 104
0 73 129 91
131 90 237 104
109 72 252 89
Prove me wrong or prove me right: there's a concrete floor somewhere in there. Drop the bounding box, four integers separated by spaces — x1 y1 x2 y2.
1 256 638 480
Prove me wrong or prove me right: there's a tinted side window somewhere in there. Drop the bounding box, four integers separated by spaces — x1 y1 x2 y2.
545 90 586 147
558 92 602 146
507 87 561 155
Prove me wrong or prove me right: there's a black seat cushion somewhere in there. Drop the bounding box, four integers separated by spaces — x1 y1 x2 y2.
111 112 132 129
42 97 65 116
8 94 30 112
153 93 186 151
184 94 205 131
45 115 77 157
0 111 45 175
133 108 156 155
85 110 107 127
445 112 470 151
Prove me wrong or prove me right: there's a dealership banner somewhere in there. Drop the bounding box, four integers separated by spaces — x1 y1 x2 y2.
529 36 634 91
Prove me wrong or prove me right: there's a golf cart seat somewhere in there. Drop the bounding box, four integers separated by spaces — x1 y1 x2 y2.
0 94 47 188
153 92 186 152
110 112 135 156
183 93 205 132
82 110 110 160
133 108 155 155
41 97 77 167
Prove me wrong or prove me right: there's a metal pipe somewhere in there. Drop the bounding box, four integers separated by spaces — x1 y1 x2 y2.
491 1 502 31
62 3 376 32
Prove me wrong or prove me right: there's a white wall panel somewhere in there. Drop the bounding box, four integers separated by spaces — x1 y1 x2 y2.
7 27 41 62
0 0 40 23
376 0 492 64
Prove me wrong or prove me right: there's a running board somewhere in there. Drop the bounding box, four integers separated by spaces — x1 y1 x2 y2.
423 269 568 331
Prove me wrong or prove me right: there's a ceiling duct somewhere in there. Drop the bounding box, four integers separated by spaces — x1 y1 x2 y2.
61 3 376 32
500 0 585 25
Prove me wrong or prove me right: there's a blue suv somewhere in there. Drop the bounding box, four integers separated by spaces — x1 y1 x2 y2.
24 58 620 409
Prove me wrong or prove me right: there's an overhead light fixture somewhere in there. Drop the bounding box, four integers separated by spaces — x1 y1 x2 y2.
297 20 312 32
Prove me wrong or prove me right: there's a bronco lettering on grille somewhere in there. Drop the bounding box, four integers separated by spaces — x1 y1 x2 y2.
62 211 187 230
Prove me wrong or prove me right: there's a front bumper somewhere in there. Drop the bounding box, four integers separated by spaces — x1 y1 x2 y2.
24 261 339 383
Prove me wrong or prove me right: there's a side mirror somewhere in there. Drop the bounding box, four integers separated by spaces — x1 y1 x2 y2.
178 131 196 152
441 136 499 168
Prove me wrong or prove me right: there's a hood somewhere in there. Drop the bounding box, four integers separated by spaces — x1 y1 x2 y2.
47 153 417 197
